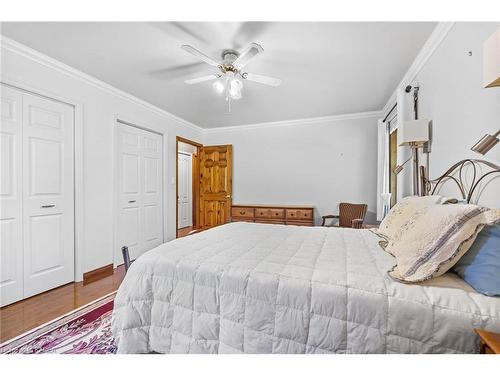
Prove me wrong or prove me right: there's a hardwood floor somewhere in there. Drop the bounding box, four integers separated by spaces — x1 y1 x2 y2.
0 265 125 343
177 225 194 238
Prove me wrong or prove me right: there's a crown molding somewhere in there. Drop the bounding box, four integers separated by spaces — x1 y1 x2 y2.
204 110 383 133
381 22 455 115
0 35 204 133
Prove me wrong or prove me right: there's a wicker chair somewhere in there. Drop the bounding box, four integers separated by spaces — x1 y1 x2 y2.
321 202 368 229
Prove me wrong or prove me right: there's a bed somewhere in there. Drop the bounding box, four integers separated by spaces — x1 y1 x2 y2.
111 221 500 353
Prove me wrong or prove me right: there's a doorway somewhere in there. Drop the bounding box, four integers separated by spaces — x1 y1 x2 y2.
176 137 202 238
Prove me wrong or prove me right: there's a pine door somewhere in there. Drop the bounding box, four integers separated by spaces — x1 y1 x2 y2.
199 145 232 230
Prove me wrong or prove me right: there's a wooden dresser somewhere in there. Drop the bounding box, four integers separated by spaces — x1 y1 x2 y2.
231 204 314 226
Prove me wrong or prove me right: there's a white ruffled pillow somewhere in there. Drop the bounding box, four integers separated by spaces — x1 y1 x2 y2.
376 195 455 251
387 204 500 283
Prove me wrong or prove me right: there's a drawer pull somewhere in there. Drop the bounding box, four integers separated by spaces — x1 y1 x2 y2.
239 211 245 215
41 204 55 209
128 200 136 203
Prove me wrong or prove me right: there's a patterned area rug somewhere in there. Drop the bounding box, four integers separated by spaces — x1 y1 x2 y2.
0 293 116 354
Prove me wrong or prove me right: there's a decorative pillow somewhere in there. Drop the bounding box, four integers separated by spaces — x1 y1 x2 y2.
452 224 500 296
376 195 455 251
386 204 500 283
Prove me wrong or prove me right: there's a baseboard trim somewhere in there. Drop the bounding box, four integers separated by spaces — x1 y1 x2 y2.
83 264 114 285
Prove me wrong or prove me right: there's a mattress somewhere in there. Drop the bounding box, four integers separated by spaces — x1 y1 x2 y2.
111 222 500 353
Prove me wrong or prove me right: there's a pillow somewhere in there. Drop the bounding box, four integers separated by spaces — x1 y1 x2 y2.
386 204 500 283
453 224 500 296
376 195 455 251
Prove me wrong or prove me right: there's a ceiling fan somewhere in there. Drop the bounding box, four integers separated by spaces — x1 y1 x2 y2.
181 43 281 110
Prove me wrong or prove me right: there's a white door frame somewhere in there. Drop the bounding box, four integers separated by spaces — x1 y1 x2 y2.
112 116 166 267
1 77 85 282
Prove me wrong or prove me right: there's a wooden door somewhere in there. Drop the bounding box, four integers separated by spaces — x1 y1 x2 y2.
22 91 75 299
177 152 193 229
199 145 232 230
116 122 163 262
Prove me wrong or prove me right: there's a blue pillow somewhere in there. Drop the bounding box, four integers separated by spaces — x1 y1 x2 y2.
453 224 500 296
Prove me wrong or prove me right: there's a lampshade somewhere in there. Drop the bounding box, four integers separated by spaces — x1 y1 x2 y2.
399 119 430 147
483 27 500 88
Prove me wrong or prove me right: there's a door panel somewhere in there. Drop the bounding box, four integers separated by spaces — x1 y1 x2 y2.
22 92 74 299
122 153 139 193
199 145 232 230
144 204 161 243
29 214 63 275
29 137 62 195
117 123 162 263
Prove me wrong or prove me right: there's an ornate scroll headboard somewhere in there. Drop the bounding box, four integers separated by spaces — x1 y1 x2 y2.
422 159 500 203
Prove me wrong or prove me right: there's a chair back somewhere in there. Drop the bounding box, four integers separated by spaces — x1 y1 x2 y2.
338 203 368 228
121 246 131 273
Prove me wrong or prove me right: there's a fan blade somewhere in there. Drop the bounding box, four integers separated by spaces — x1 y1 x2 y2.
233 43 264 70
181 45 220 67
185 75 218 85
149 62 208 79
243 73 281 87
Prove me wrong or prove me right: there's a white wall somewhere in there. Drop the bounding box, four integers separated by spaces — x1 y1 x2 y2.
1 39 204 277
204 115 380 225
404 23 500 207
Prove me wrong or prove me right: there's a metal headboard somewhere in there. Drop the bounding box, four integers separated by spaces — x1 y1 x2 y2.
422 159 500 203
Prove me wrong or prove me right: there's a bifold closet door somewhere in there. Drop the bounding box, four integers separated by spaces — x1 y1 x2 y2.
0 85 75 306
1 86 24 306
117 123 163 262
22 92 75 299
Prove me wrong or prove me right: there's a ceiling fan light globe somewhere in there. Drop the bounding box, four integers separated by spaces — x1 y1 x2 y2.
228 76 243 99
213 79 225 94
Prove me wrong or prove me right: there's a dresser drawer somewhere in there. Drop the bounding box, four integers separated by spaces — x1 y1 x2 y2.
231 207 255 218
255 208 285 219
286 208 313 221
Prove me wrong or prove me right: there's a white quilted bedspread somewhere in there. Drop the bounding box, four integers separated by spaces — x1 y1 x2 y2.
111 222 500 353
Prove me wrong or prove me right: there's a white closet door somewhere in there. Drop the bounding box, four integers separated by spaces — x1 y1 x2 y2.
117 123 162 262
22 93 75 298
177 153 192 229
0 86 24 306
141 129 163 251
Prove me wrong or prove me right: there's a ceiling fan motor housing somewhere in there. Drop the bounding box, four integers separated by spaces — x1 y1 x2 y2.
220 49 240 73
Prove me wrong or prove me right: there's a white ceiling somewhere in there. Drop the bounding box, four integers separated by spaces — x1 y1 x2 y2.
1 22 436 128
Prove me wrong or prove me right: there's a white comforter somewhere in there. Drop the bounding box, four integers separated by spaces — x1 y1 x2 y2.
111 222 500 353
